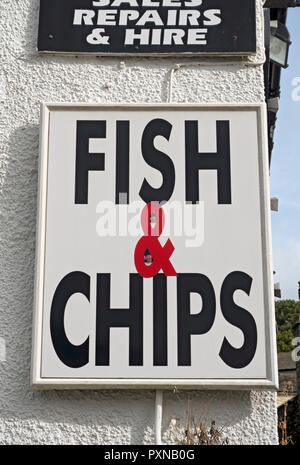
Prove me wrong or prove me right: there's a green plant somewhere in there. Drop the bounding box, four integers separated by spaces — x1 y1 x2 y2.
275 300 300 352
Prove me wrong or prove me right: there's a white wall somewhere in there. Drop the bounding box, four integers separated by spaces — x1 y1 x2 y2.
0 0 278 444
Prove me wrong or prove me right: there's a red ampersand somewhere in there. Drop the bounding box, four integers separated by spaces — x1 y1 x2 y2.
134 202 177 278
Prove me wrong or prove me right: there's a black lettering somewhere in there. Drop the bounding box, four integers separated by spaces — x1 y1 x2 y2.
115 121 130 204
219 271 257 369
96 273 143 366
185 120 231 204
50 271 90 368
177 273 216 366
153 274 168 366
139 118 175 203
75 120 106 204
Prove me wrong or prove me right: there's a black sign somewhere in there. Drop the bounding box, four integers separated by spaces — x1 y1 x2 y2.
38 0 256 56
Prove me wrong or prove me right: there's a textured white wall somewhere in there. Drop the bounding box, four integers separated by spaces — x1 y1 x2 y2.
0 0 278 444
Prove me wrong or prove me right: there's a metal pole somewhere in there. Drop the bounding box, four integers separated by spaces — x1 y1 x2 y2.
155 390 163 445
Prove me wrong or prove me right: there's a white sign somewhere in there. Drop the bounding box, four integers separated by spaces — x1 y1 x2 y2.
32 104 278 389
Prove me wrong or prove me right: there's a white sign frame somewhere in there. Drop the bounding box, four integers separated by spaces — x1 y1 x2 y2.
31 103 278 390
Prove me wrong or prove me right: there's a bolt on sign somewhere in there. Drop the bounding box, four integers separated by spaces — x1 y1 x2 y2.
31 104 278 389
37 0 256 55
